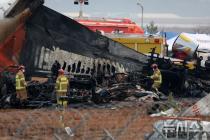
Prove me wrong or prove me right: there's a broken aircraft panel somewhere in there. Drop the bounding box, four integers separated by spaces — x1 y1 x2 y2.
1 1 148 77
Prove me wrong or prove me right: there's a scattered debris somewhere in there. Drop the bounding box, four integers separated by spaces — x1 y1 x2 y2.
181 93 210 116
0 0 210 140
65 127 74 137
150 108 177 117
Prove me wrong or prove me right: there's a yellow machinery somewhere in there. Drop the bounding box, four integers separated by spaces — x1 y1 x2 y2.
106 34 198 70
106 34 166 56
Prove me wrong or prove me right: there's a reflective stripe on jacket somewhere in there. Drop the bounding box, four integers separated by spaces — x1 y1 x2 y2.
56 75 69 92
150 69 162 84
16 71 26 90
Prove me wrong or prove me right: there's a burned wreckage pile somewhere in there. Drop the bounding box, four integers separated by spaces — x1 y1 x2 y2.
1 51 210 109
0 0 210 110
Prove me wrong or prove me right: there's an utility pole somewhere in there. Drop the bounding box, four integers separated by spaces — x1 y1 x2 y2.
74 0 89 18
79 1 83 17
137 1 144 28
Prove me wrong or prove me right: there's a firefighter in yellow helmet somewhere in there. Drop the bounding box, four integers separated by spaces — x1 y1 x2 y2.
150 64 162 92
55 69 69 107
16 65 27 101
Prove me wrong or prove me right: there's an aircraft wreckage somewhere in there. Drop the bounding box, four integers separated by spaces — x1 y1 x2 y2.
0 0 210 108
0 0 147 78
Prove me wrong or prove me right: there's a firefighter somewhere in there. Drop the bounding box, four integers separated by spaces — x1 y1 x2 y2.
16 65 27 101
149 64 162 92
55 69 69 107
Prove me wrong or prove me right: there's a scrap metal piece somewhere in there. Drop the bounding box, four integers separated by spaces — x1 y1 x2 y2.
65 127 74 137
181 94 210 116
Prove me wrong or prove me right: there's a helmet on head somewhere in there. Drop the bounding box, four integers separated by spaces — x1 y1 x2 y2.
151 64 158 69
18 65 25 70
58 69 64 75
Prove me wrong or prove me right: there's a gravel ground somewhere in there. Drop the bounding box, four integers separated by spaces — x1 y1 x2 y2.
0 97 206 140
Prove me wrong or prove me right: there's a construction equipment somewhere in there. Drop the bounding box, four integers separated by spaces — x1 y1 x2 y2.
107 34 166 56
75 17 164 56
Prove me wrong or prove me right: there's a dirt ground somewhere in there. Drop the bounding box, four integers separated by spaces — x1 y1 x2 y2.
0 97 208 140
0 106 152 140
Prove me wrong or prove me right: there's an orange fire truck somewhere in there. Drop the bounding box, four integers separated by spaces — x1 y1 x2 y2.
75 18 166 55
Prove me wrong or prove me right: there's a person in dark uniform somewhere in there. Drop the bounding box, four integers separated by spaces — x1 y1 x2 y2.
90 71 97 100
51 60 61 81
196 56 203 77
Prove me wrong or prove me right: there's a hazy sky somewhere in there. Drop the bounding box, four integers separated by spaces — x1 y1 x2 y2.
44 0 210 17
1 0 210 27
45 0 210 28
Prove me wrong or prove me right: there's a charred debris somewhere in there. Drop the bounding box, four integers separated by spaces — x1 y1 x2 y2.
1 49 210 109
0 0 210 109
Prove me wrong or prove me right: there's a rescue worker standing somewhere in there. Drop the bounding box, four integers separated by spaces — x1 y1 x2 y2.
16 65 27 101
149 64 162 92
55 69 69 107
